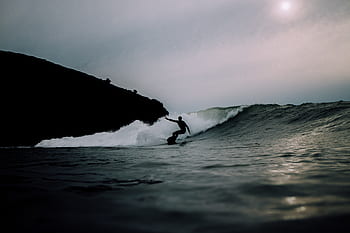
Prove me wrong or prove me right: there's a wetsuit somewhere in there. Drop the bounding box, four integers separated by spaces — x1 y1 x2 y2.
166 117 190 137
173 120 187 137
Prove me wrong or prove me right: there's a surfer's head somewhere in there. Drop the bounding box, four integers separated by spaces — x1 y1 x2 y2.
178 116 182 121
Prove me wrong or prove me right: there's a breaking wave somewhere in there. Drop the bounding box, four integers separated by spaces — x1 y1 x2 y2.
36 101 350 148
36 106 243 147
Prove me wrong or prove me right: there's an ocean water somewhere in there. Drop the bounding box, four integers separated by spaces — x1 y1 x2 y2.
1 101 350 233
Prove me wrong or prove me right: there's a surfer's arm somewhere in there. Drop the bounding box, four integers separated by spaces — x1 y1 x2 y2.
186 124 191 134
165 117 177 123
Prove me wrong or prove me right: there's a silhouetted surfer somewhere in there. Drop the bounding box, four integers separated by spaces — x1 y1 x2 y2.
166 116 191 144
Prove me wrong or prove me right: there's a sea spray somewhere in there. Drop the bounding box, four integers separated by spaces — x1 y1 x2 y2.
36 106 243 147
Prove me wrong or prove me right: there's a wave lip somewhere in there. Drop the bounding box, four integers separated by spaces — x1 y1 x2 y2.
36 106 243 148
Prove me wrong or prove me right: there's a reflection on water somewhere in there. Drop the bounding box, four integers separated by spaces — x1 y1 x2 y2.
280 196 350 220
248 130 350 222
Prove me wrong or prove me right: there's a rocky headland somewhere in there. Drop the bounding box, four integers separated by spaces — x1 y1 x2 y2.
0 51 168 146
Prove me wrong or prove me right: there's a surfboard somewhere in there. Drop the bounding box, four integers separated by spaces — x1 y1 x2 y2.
167 135 177 145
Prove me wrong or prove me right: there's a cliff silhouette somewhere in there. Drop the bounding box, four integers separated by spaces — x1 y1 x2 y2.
0 51 169 147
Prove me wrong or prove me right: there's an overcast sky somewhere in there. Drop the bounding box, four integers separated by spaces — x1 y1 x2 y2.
1 0 350 111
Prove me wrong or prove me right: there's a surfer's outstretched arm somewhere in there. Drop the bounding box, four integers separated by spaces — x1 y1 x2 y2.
165 117 178 123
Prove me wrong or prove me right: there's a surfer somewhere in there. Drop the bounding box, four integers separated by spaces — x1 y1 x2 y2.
166 116 191 137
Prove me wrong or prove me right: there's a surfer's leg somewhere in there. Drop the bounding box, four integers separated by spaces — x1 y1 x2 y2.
172 129 185 137
172 131 179 137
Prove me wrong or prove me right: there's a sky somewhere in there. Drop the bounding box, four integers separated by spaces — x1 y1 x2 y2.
1 0 350 112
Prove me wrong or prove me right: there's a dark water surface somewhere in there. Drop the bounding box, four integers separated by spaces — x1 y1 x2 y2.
1 102 350 233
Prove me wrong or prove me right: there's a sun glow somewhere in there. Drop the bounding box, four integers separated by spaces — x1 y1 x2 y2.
272 0 302 20
281 1 292 11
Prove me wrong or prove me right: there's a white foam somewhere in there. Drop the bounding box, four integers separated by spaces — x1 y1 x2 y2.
36 106 243 147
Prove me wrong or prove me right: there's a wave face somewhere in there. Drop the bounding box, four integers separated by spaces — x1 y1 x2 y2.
36 106 243 147
198 101 350 149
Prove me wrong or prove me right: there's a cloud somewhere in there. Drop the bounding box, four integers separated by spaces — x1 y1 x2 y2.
1 0 350 111
120 13 350 110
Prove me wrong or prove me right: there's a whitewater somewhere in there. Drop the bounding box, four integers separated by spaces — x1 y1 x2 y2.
2 101 350 233
36 106 244 147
